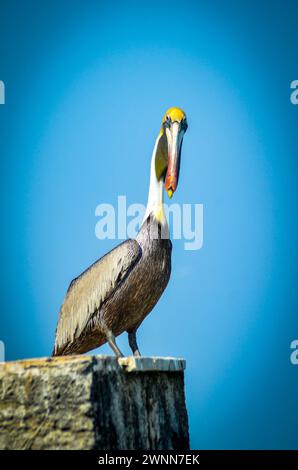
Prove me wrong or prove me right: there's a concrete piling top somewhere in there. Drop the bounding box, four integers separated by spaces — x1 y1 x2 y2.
0 354 186 372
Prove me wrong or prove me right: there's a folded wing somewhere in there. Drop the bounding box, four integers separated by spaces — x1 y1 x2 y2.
53 239 142 355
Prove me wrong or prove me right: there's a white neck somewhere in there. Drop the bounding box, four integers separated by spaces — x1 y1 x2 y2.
143 135 167 225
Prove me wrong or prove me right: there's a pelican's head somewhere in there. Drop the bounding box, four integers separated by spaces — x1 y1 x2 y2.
159 107 188 199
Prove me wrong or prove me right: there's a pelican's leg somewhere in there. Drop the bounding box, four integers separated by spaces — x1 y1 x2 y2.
128 329 141 357
106 330 124 358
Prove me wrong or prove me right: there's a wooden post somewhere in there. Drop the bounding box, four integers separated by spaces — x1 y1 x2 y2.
0 355 189 450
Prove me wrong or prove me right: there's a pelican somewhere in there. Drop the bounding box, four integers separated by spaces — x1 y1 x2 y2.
52 107 188 357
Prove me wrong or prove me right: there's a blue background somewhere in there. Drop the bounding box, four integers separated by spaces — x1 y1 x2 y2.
0 0 297 449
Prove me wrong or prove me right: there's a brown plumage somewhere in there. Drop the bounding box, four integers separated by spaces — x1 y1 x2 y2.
53 216 171 356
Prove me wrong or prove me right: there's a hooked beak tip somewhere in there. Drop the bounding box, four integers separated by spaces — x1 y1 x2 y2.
167 188 173 199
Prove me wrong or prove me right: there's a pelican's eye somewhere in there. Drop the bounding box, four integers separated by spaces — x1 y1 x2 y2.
165 115 171 127
181 118 188 131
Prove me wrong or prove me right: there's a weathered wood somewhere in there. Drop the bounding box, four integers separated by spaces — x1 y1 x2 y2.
0 355 189 450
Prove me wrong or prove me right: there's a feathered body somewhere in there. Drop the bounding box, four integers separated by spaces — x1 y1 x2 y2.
53 216 171 355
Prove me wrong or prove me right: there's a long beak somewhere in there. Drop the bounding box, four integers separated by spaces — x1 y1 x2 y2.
165 121 182 198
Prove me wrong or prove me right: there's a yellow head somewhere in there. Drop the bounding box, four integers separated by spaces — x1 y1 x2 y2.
162 107 187 126
158 107 188 198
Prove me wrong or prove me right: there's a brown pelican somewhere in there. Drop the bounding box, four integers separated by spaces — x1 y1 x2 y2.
53 107 188 357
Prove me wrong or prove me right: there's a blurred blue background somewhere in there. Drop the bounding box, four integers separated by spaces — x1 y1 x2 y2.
0 0 298 449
